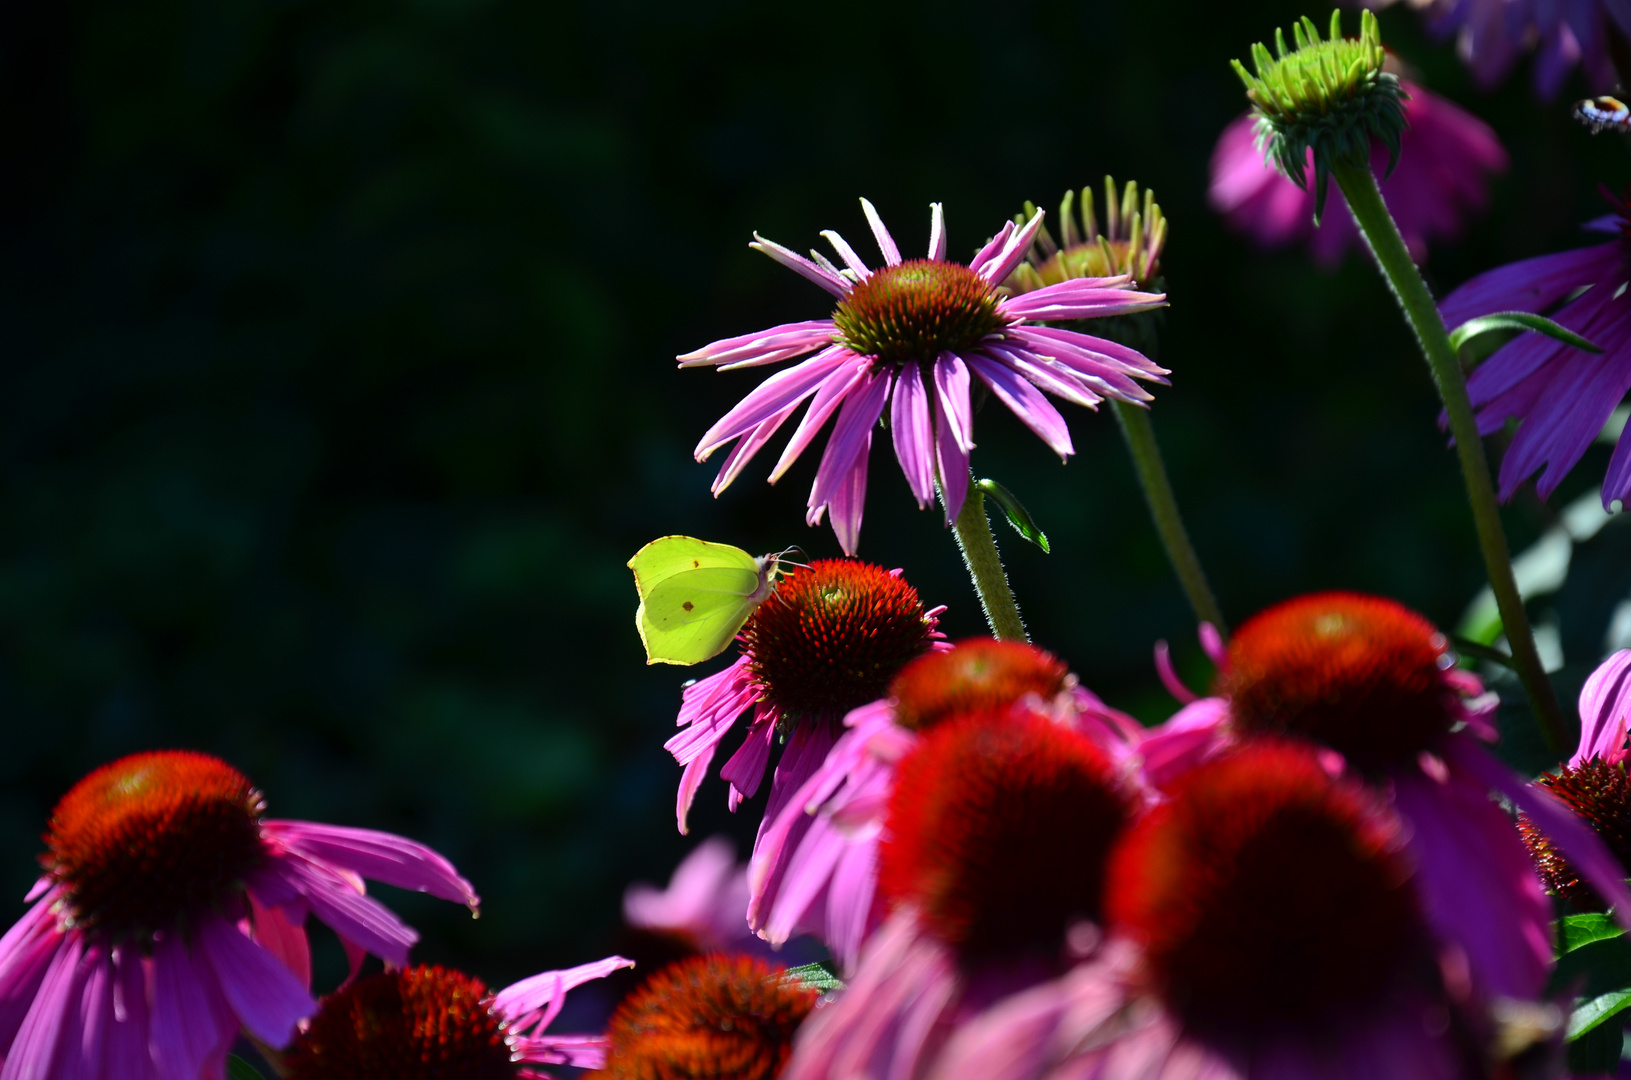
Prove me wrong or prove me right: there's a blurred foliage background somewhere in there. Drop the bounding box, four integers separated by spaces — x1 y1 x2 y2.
3 0 1630 990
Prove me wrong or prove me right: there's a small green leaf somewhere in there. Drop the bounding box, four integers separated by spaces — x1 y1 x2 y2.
1570 988 1631 1039
227 1056 269 1080
1560 913 1625 954
781 961 845 993
1449 312 1602 356
1569 1006 1626 1072
976 479 1050 554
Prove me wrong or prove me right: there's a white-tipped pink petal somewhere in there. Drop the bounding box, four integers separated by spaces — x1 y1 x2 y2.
677 320 836 369
927 203 947 261
891 362 937 508
967 354 1075 459
263 821 479 909
860 198 902 266
695 349 852 461
196 914 315 1047
822 230 874 278
977 209 1048 285
750 233 852 296
769 356 870 484
1575 649 1631 766
491 956 636 1024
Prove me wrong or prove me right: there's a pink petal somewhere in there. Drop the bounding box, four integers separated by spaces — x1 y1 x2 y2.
675 739 717 837
491 956 635 1026
721 716 776 808
927 203 947 261
969 222 1015 281
749 233 852 296
262 821 478 909
769 356 869 484
808 367 890 514
821 230 873 278
891 362 936 509
196 915 315 1047
0 934 81 1080
248 892 311 990
513 1032 613 1068
824 442 871 556
1575 649 1631 766
967 353 1075 459
694 349 852 461
265 855 419 966
860 199 901 266
1001 278 1166 322
148 933 234 1080
933 362 972 524
677 320 836 369
977 209 1047 284
622 836 737 932
1154 641 1199 704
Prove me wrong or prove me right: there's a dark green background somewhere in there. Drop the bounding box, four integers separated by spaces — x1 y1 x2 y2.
2 0 1626 988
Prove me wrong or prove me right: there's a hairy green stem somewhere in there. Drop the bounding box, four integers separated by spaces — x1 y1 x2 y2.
950 475 1029 641
1332 156 1568 752
1113 400 1227 633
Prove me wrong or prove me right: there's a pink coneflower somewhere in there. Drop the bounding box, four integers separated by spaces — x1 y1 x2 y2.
748 640 1142 971
622 836 773 958
929 742 1491 1080
682 200 1167 553
1364 0 1625 97
783 708 1138 1080
1135 592 1631 1006
594 954 817 1080
282 958 632 1079
0 750 479 1080
1441 192 1631 510
665 561 944 949
1210 79 1507 266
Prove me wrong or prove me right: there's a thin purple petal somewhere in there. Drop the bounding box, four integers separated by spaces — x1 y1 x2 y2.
967 353 1075 459
268 854 419 966
891 362 936 508
768 356 869 483
695 349 852 461
677 320 836 369
750 233 852 296
263 821 478 909
148 933 233 1080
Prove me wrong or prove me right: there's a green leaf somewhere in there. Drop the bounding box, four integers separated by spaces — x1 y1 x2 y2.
781 961 845 993
976 478 1050 554
1569 1008 1626 1073
227 1056 269 1080
1570 989 1631 1039
1449 312 1603 356
1561 913 1625 954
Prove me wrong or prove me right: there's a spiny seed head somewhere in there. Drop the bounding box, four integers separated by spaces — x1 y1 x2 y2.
43 750 267 940
888 638 1071 732
879 710 1131 960
1218 592 1458 772
1520 757 1631 908
283 965 513 1080
1230 9 1407 221
1106 742 1419 1035
831 260 1008 368
1007 176 1169 292
599 954 817 1080
743 560 937 730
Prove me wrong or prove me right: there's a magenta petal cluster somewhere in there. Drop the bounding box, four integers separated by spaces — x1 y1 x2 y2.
1439 196 1631 508
488 955 635 1071
1210 80 1507 266
1573 648 1631 765
682 199 1167 553
1364 0 1626 96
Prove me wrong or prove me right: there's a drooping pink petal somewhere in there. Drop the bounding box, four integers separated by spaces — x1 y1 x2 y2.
266 855 419 966
1440 242 1617 329
824 440 871 556
722 716 776 810
713 403 801 495
927 203 947 262
262 821 478 910
677 320 836 369
490 956 635 1028
0 933 81 1080
694 348 852 461
967 353 1075 459
1154 641 1200 704
808 368 891 514
57 946 113 1080
983 344 1104 411
1013 325 1168 378
1575 649 1631 766
676 742 718 838
195 914 315 1048
248 891 311 991
148 932 234 1080
1136 697 1230 789
104 948 152 1080
891 362 937 509
860 199 902 266
749 233 853 296
933 360 973 524
623 835 736 933
768 356 869 484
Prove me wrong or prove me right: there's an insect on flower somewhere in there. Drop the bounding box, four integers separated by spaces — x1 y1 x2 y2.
1573 94 1631 133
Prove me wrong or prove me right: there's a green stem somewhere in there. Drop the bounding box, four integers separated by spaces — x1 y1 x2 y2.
1332 156 1569 752
1113 400 1228 633
950 474 1029 641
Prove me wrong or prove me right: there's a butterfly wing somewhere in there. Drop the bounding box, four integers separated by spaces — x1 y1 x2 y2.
628 537 771 665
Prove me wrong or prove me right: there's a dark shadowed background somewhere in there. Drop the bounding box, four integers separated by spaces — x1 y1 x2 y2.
3 0 1628 989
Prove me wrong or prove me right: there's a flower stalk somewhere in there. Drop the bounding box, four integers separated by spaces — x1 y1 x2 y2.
1113 401 1227 633
949 473 1029 642
1331 155 1568 751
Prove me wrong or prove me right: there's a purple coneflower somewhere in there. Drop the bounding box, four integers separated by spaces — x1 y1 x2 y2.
0 750 479 1079
682 200 1166 553
1365 0 1626 97
1136 592 1631 1006
622 836 786 961
1210 79 1507 266
929 742 1496 1080
282 958 631 1079
665 560 944 953
1440 189 1631 510
783 707 1141 1080
748 639 1141 972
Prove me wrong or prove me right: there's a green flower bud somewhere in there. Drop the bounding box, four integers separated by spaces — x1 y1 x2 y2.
1231 9 1407 223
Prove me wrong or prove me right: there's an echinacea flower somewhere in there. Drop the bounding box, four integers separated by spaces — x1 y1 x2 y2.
1364 0 1626 98
748 639 1142 971
665 560 944 952
783 708 1139 1080
0 750 479 1080
283 958 632 1079
1210 78 1507 266
1134 592 1631 1006
1520 649 1631 905
622 836 775 958
594 954 816 1080
929 742 1493 1080
682 200 1167 553
1441 193 1631 509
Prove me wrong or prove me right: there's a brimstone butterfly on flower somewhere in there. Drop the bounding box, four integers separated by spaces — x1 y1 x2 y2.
628 536 787 666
